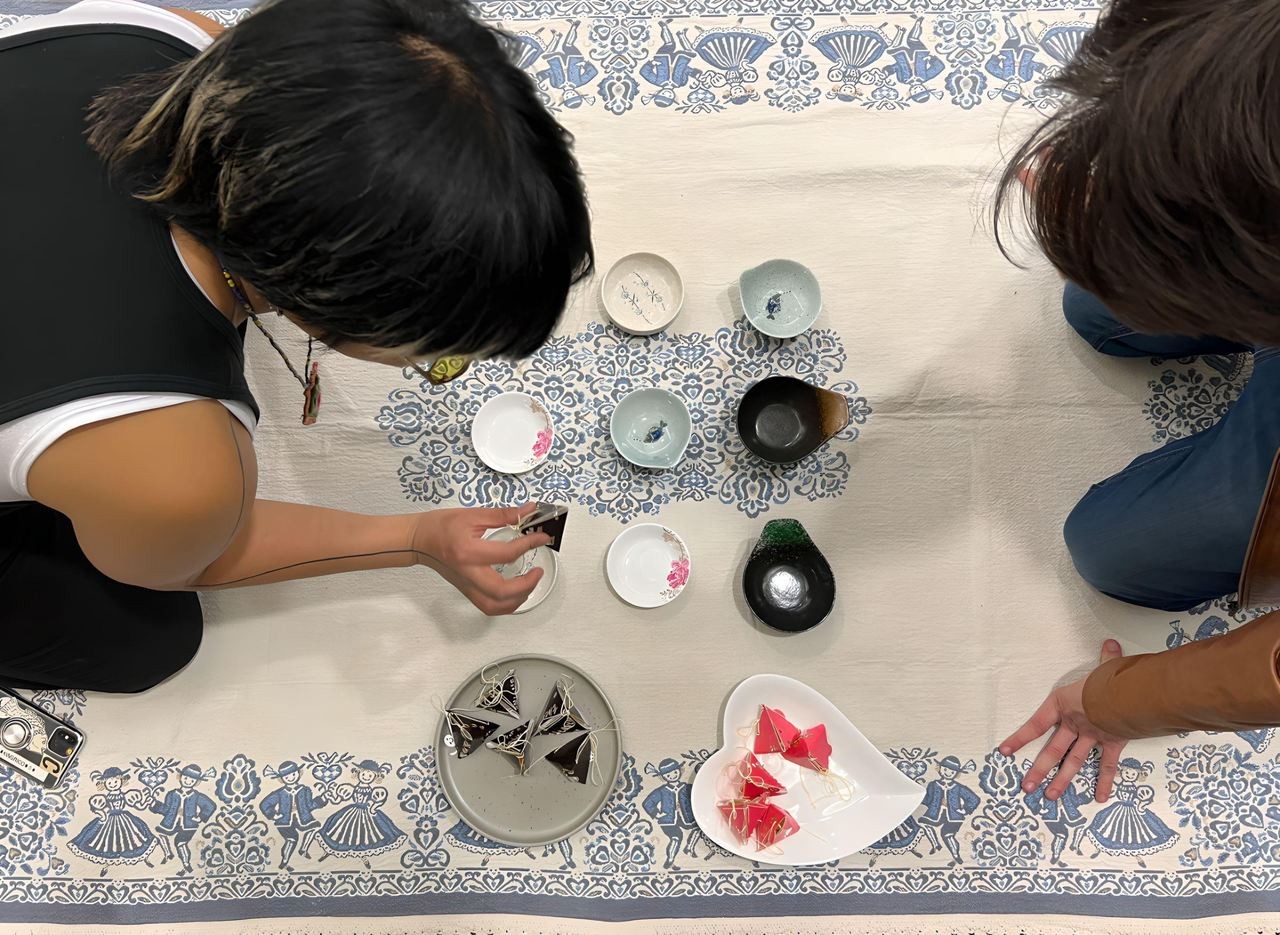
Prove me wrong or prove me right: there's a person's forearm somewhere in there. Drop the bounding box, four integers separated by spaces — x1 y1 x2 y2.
165 8 226 37
184 500 419 590
1082 610 1280 738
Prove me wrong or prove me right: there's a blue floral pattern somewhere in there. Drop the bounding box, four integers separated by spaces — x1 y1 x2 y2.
1166 744 1279 869
0 766 77 879
201 755 270 876
1143 356 1249 445
6 697 1280 918
12 729 1280 916
970 753 1042 867
521 11 1093 115
394 747 452 870
377 320 870 522
30 7 1101 116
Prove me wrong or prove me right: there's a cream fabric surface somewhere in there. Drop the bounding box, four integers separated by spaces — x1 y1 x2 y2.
2 1 1277 930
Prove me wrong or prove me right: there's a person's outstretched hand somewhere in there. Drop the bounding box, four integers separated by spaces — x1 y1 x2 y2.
411 506 549 617
1000 639 1129 803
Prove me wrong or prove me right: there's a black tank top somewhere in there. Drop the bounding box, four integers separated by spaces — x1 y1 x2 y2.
0 24 259 426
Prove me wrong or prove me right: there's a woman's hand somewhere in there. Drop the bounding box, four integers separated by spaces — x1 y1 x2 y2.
1000 640 1129 803
411 506 550 617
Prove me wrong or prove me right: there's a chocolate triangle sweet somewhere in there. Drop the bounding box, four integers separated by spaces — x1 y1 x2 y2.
475 669 520 719
488 720 533 773
533 681 588 737
521 503 568 553
547 733 593 784
446 711 499 758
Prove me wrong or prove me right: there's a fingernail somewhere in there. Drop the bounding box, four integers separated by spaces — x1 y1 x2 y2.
1104 639 1120 652
1046 791 1058 800
999 746 1010 756
1022 781 1034 792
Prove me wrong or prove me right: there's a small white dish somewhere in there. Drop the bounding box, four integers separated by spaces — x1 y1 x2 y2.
609 388 692 469
690 674 925 867
515 545 558 614
481 526 536 580
481 526 557 614
472 392 553 474
738 259 822 339
600 253 684 335
606 523 690 608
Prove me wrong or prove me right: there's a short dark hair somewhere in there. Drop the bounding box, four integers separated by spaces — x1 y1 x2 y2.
995 1 1280 346
88 0 593 358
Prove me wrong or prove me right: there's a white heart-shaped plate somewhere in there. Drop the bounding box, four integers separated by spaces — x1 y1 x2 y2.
691 673 925 866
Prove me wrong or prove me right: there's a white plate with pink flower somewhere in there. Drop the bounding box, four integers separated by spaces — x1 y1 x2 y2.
606 523 690 608
472 392 554 474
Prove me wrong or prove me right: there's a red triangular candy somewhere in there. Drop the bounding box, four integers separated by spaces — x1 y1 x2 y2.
755 804 800 849
783 723 832 772
718 798 771 843
753 706 800 755
741 753 786 799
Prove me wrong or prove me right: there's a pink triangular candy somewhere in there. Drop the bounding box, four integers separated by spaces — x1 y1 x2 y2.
741 752 786 799
783 723 832 773
718 798 771 843
755 804 800 849
753 705 800 755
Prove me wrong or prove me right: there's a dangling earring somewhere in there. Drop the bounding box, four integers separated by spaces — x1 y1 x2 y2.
219 267 321 425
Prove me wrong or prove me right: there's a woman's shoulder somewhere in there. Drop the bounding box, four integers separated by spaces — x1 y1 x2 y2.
27 400 257 589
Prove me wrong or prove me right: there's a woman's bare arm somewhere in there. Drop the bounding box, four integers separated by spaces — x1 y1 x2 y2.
187 499 418 589
164 8 225 38
28 401 547 614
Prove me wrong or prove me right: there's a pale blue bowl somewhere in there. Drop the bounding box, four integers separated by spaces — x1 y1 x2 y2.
610 388 692 470
739 259 822 338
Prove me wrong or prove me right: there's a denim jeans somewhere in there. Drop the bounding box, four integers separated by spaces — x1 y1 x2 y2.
1061 283 1280 611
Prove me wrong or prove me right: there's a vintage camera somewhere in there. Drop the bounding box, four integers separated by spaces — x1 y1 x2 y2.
0 690 84 790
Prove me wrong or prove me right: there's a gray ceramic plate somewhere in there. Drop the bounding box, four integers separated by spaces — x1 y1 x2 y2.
436 654 622 847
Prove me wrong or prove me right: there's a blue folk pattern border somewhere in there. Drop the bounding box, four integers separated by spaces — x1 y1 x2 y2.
2 6 1101 116
474 1 1102 20
0 0 1101 12
4 600 1280 923
2 8 1101 115
186 9 1099 115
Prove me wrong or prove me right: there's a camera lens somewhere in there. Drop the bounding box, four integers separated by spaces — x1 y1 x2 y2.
47 728 77 757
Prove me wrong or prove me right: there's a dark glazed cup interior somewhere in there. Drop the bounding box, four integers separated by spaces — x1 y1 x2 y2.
736 376 848 464
742 519 835 632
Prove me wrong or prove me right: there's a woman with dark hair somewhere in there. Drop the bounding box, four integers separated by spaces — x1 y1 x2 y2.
994 1 1280 804
0 0 593 692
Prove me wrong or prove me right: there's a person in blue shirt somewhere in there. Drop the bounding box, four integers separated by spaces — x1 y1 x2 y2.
1025 767 1089 867
919 756 980 867
259 760 328 871
642 758 706 870
995 0 1280 805
150 763 216 875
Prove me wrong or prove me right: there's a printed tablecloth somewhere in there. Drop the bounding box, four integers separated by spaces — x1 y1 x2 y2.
3 1 1278 931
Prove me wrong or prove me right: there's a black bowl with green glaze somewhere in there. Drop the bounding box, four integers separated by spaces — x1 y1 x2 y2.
736 376 850 464
742 519 836 632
